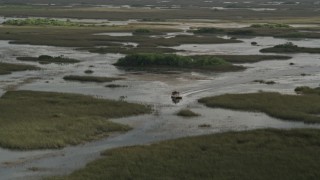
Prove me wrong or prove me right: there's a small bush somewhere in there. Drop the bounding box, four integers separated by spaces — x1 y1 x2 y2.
274 42 298 48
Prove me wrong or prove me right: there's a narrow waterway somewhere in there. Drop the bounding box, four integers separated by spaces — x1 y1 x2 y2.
0 33 319 179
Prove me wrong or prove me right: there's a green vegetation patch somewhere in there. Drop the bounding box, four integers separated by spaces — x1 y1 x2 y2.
63 75 124 83
0 62 39 75
190 55 291 64
250 23 291 29
0 26 240 50
193 27 224 34
295 86 320 95
105 84 128 88
0 90 151 150
3 18 80 26
133 28 152 34
114 53 245 72
228 29 255 35
260 42 320 54
50 129 320 180
199 92 320 123
177 109 200 117
17 55 80 64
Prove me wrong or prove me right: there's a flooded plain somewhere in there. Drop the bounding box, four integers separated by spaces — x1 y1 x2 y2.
0 24 320 179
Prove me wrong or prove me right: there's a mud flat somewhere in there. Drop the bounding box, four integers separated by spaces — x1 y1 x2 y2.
0 62 39 75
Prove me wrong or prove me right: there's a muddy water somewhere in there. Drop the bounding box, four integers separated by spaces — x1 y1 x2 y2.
0 35 320 179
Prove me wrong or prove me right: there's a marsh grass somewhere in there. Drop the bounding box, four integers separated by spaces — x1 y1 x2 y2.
50 129 320 180
17 55 80 64
223 27 320 39
0 91 151 150
199 92 320 123
295 86 320 95
177 109 200 117
0 26 238 49
0 62 39 75
105 84 128 88
250 23 291 29
193 27 224 34
1 5 319 21
63 75 124 83
260 42 320 54
132 28 152 35
3 18 80 26
191 55 291 64
114 53 245 72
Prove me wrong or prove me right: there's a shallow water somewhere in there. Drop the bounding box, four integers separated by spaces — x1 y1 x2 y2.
93 32 133 36
211 7 277 11
174 36 320 55
0 33 320 179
